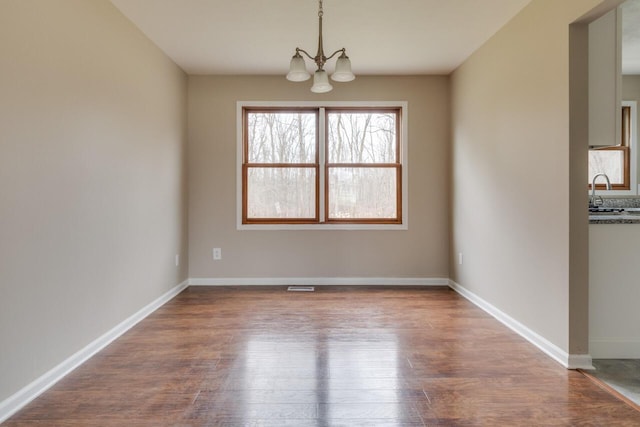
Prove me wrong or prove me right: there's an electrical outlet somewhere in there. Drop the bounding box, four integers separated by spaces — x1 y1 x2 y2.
175 254 179 266
458 252 463 265
213 248 222 260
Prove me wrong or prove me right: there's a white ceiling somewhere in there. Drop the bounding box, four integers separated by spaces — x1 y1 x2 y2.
109 0 533 76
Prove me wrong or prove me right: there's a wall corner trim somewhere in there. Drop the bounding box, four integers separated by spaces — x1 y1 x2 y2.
188 277 449 287
448 280 592 370
0 280 189 424
568 354 595 370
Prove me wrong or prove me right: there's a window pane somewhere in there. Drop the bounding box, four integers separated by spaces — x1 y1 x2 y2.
247 167 316 219
247 112 316 163
327 111 397 163
328 167 397 219
589 150 624 184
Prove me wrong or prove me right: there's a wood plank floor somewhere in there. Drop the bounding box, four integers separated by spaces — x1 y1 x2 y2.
5 286 640 426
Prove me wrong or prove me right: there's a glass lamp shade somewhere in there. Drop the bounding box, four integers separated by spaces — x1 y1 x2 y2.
286 54 311 82
331 53 355 82
310 70 333 93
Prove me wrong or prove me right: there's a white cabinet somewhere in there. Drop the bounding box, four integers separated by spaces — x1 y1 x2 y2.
588 8 622 147
589 224 640 358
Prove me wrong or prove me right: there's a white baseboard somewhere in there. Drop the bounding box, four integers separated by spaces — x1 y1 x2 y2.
0 280 189 424
188 277 449 286
590 338 640 359
448 280 593 370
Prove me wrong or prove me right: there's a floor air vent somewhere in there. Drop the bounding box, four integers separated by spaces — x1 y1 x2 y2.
287 286 315 292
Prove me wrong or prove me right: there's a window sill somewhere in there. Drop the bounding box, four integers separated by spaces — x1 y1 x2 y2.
237 223 408 231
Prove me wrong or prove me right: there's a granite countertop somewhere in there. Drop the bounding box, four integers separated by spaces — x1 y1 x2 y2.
589 198 640 224
589 213 640 224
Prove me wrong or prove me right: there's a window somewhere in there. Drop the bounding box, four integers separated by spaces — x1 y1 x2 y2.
243 109 319 223
326 109 401 223
238 102 407 229
588 102 637 193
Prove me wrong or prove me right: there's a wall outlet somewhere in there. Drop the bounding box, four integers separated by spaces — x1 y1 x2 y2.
175 254 179 266
458 252 463 265
213 248 222 260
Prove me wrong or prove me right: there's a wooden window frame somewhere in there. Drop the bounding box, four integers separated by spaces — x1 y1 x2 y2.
242 107 319 224
241 105 405 227
324 107 402 224
588 105 632 191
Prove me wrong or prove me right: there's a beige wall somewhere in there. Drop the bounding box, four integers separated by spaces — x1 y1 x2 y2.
624 74 640 106
188 76 450 279
450 0 612 356
0 0 188 401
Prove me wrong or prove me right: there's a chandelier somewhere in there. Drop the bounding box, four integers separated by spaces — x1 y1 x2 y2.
286 0 355 93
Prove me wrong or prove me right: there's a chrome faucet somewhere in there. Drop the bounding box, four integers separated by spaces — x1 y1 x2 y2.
590 173 611 208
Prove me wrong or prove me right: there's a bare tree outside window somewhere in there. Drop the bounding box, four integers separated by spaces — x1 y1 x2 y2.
327 112 397 164
247 112 316 164
247 168 315 218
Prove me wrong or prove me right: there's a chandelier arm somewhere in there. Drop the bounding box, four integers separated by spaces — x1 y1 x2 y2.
324 48 346 62
295 48 316 61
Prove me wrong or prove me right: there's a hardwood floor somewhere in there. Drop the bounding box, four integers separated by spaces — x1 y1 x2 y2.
5 286 640 426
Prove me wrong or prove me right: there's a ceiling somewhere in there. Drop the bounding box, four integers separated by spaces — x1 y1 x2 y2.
109 0 533 76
